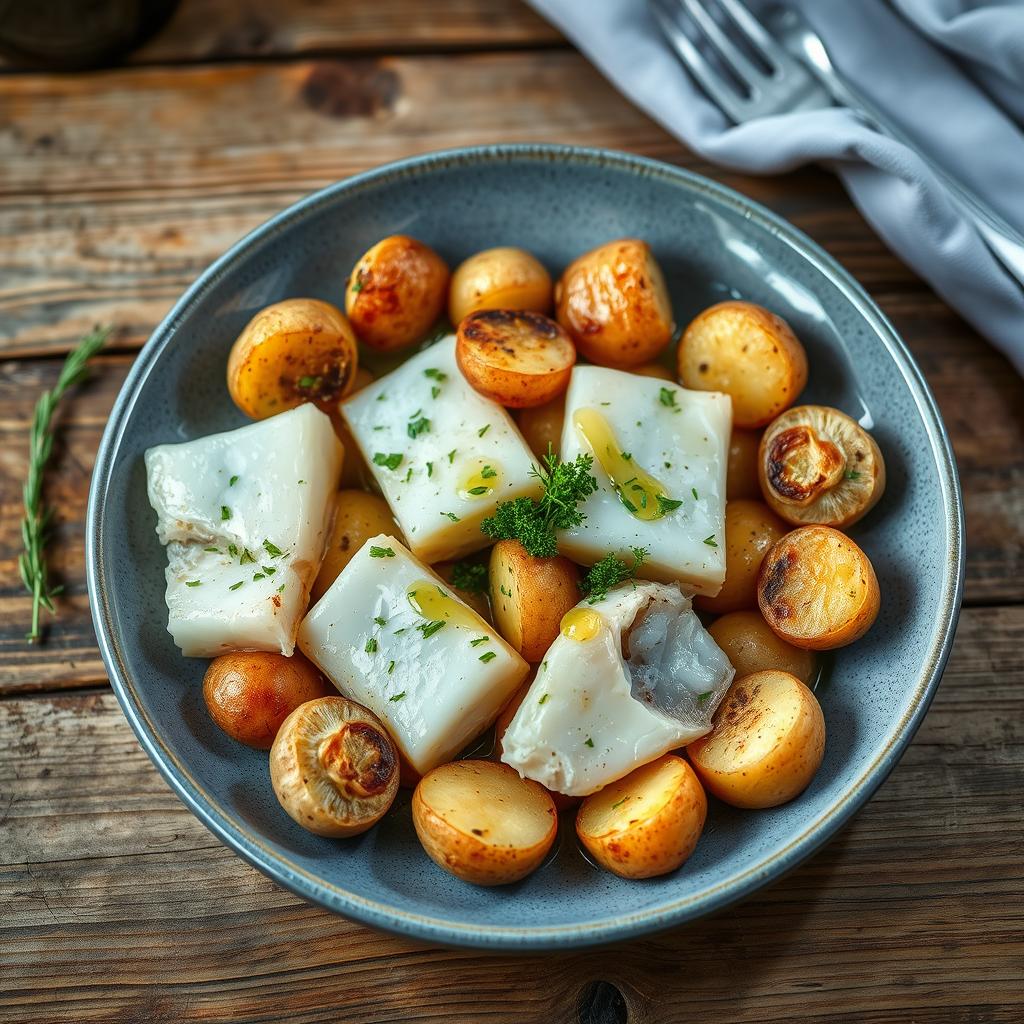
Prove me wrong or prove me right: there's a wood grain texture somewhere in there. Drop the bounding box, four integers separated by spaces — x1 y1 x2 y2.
2 606 1022 1023
131 0 563 62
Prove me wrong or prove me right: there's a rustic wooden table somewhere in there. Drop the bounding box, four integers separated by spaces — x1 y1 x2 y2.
2 3 1022 1021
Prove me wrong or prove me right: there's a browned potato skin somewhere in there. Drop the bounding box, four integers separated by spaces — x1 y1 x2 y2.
489 539 581 661
449 246 553 325
515 396 565 461
412 760 557 885
492 683 579 811
677 301 808 428
695 499 787 615
329 367 374 489
708 610 815 685
576 755 707 879
555 239 674 367
227 298 359 420
688 671 825 809
456 309 576 408
727 429 762 499
203 652 332 749
758 526 880 650
345 235 449 351
311 491 401 605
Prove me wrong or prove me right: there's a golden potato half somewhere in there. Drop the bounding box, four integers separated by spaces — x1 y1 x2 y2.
270 696 399 837
489 539 580 662
412 760 557 885
555 239 674 367
727 429 762 500
227 298 358 420
576 755 707 879
688 670 825 809
758 526 880 650
708 610 816 685
449 246 553 325
456 309 575 408
678 301 807 428
515 396 565 461
759 405 886 528
345 234 449 351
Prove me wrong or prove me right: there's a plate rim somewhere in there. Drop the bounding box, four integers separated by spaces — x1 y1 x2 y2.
86 142 965 950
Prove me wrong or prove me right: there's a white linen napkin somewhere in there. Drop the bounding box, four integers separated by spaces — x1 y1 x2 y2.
527 0 1024 373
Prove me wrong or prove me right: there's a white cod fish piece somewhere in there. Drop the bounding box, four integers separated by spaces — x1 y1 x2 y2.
145 403 342 657
340 335 541 563
299 534 529 776
500 580 733 796
558 366 730 596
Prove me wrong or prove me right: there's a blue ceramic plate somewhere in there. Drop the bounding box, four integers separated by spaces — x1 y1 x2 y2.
87 145 963 950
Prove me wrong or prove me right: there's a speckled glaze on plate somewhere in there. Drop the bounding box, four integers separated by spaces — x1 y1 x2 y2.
86 145 963 950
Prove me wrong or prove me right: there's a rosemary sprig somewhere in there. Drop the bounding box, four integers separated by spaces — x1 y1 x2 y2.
20 326 111 643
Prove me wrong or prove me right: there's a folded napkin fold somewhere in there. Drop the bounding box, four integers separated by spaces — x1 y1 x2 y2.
527 0 1024 373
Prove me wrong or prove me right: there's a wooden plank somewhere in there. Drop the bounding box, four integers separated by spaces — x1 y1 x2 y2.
1 52 925 359
1 606 1021 1023
132 0 563 62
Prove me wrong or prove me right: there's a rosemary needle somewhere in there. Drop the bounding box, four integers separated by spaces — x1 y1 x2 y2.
20 326 111 643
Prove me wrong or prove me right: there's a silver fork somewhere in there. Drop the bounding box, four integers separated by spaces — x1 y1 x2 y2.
648 0 1024 289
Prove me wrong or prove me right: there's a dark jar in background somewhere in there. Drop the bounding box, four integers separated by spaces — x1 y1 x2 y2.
0 0 179 69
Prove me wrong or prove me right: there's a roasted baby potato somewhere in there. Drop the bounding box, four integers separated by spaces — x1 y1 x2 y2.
270 696 399 836
677 301 807 428
759 405 886 528
490 539 581 661
708 610 815 685
515 397 565 461
576 754 707 879
227 298 359 420
695 499 787 615
688 670 825 809
758 526 880 650
632 361 675 382
493 683 578 811
555 239 674 367
345 235 449 351
311 491 401 604
456 309 576 408
449 246 553 325
203 651 332 749
412 760 557 885
727 429 762 499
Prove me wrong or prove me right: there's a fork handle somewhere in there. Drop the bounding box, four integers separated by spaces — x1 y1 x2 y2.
817 69 1024 289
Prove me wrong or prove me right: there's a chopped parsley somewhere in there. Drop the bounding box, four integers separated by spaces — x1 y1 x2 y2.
658 387 679 411
450 561 489 594
440 511 460 522
374 616 388 626
252 572 265 581
373 452 403 471
263 539 284 558
351 272 365 293
277 583 286 593
431 386 441 399
424 367 447 381
185 580 201 588
846 470 862 480
697 690 713 705
580 547 649 603
447 449 457 464
376 391 386 401
369 546 395 558
469 635 490 647
229 475 239 486
239 548 256 565
261 565 276 575
418 620 447 639
228 543 239 558
229 581 244 591
621 451 633 461
387 660 395 675
403 466 413 483
610 796 628 809
538 693 549 705
467 485 488 495
692 487 699 500
220 505 232 521
703 535 718 548
479 651 497 663
298 375 321 390
204 546 220 554
407 416 430 439
499 584 511 598
364 637 378 654
480 446 598 558
389 691 406 702
656 495 683 515
426 461 434 478
480 465 497 479
584 737 594 748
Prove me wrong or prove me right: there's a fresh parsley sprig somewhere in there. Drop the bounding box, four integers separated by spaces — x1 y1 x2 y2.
579 547 649 604
449 559 489 594
480 446 598 558
21 326 110 642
